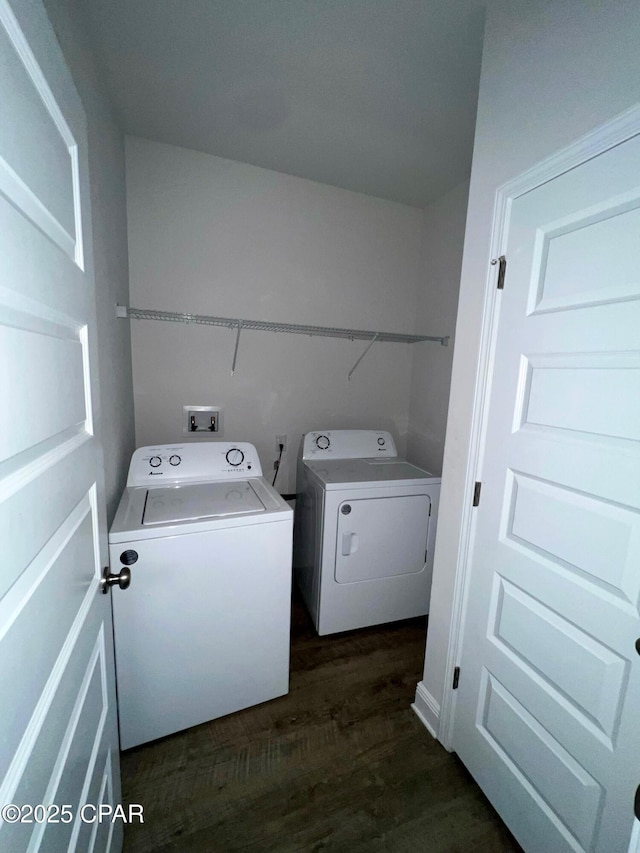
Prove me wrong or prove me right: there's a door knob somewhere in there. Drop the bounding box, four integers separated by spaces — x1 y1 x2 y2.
101 565 131 594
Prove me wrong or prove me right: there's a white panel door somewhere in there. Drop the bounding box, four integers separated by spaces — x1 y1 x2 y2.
453 131 640 853
0 1 122 851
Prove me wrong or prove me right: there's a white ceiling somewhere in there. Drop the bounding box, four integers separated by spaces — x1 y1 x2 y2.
77 0 485 208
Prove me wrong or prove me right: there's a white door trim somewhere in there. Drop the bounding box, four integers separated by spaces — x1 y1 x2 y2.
628 820 640 853
438 101 640 751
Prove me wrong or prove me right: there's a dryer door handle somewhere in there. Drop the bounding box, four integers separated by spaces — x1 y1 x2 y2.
341 532 358 556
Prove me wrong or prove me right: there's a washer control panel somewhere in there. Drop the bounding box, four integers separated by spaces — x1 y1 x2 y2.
127 442 262 485
302 430 397 460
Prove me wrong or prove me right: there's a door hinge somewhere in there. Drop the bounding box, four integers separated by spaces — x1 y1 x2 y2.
472 481 482 506
492 254 507 290
452 666 460 690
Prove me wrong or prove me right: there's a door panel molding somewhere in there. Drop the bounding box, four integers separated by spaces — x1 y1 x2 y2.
477 670 604 850
0 488 101 796
0 0 83 265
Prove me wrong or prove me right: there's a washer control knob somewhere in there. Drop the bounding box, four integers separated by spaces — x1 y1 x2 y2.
149 456 162 468
377 437 385 446
226 448 245 467
169 455 181 466
316 435 330 450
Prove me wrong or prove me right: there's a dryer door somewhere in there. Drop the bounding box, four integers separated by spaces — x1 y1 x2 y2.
335 494 430 583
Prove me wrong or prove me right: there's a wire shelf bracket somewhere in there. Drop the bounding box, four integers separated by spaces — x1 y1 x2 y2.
348 333 380 381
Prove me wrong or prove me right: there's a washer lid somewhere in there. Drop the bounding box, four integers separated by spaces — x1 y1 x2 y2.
142 481 266 525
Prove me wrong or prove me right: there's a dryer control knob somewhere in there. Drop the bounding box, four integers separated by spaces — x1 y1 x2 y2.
169 455 181 466
149 456 162 467
120 549 138 565
316 435 330 450
377 437 385 446
226 448 245 467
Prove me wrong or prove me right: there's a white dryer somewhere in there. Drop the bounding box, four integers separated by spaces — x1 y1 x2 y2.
109 442 292 749
293 430 440 635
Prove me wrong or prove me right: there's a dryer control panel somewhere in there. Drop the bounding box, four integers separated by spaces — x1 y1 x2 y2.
127 442 263 485
302 430 397 460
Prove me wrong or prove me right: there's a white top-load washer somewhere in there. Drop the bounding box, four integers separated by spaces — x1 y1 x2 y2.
293 430 440 635
109 442 292 749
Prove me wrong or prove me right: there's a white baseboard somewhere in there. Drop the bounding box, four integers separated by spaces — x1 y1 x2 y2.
411 681 440 740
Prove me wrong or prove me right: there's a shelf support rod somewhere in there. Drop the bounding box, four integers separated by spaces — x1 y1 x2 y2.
348 332 379 381
231 320 242 375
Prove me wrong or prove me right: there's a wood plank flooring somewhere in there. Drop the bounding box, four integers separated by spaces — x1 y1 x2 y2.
121 595 523 852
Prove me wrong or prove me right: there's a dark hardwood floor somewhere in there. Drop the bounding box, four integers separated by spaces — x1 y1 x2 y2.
121 594 522 852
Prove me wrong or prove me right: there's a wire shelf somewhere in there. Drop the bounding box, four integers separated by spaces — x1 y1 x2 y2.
120 306 448 346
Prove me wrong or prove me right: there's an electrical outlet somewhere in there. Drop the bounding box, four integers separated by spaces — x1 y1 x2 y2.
276 434 287 452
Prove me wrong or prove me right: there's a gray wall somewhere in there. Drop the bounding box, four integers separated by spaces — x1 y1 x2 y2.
420 0 640 731
126 137 427 494
407 180 469 476
44 0 135 523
